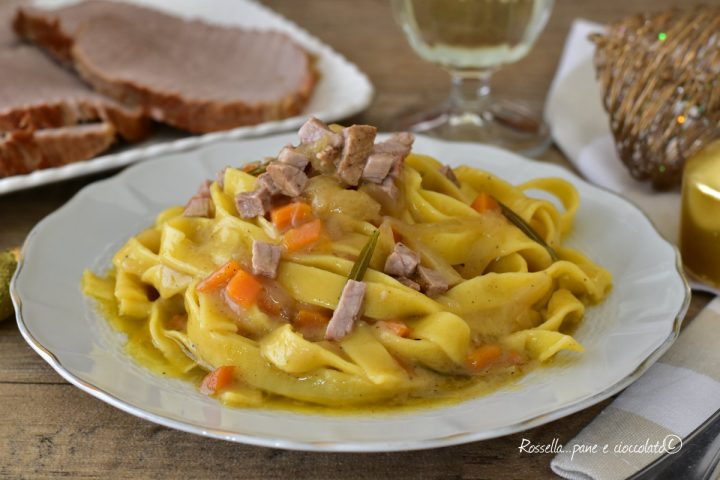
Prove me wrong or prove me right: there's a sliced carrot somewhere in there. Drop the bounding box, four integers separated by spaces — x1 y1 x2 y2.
294 308 331 329
167 314 187 331
271 202 314 232
283 219 324 252
377 320 410 338
200 366 235 395
471 193 500 214
197 260 241 293
225 269 263 308
467 344 503 371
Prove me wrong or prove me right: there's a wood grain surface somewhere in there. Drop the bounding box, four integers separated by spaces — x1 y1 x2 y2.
0 0 711 478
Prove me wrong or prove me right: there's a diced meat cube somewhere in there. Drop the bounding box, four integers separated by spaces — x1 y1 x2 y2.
235 189 271 218
415 266 449 297
336 124 377 186
216 166 229 190
183 196 211 217
384 242 420 277
325 280 366 341
278 146 309 170
378 176 399 202
196 179 212 197
267 163 308 197
396 277 420 291
256 172 280 195
373 132 414 156
251 240 282 279
440 164 460 187
362 152 395 184
298 117 343 148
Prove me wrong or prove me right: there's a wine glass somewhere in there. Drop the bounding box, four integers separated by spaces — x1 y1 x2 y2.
391 0 554 156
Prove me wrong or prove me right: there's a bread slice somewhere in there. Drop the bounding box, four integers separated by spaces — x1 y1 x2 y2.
0 123 116 177
14 1 318 133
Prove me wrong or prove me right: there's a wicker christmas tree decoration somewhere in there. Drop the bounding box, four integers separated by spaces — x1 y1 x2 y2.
591 7 720 189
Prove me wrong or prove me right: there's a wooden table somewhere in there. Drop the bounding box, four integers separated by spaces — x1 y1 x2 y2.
0 1 711 478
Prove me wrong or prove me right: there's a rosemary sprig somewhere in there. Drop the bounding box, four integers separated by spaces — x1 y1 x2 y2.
498 202 559 262
348 230 380 281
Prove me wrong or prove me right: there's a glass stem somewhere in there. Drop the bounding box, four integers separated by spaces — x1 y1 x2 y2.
448 70 494 114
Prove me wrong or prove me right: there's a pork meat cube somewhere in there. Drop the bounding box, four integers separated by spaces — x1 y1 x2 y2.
183 196 211 217
267 163 308 197
251 240 282 279
278 146 309 170
384 242 420 277
298 117 343 148
362 152 395 184
325 280 366 341
235 188 271 218
415 266 449 297
336 124 377 186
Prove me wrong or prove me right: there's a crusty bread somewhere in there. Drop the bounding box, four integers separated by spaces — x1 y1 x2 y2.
14 1 318 134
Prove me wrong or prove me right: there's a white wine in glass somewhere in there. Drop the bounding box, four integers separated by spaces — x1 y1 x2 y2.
392 0 554 155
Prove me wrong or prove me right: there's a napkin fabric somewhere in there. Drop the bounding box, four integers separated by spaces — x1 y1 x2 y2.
545 19 720 480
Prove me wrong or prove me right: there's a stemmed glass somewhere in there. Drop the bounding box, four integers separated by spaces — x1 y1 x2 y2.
391 0 555 156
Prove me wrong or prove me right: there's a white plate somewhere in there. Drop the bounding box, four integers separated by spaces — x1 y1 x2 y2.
0 0 373 195
12 134 690 452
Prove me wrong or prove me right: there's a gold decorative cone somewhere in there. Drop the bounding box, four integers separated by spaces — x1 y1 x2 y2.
591 7 720 189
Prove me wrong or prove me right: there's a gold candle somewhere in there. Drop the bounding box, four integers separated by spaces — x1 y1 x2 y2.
680 140 720 288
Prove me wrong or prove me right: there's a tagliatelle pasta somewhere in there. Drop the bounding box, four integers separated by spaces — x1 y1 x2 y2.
83 119 611 410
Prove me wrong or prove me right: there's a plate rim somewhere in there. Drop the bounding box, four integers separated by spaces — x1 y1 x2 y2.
0 0 374 196
10 137 691 452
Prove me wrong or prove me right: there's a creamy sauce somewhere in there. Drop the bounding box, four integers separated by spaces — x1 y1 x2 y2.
97 296 537 415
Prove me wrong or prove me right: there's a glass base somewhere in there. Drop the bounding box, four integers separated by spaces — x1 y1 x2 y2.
393 99 551 157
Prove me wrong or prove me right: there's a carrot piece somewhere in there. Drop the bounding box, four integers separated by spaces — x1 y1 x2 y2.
467 344 503 371
378 320 410 338
225 269 263 308
197 260 241 293
167 314 187 331
294 308 331 329
471 193 500 214
271 202 314 232
283 219 323 252
200 366 235 395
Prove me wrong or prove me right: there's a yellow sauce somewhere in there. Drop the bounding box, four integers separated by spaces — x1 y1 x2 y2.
96 296 536 415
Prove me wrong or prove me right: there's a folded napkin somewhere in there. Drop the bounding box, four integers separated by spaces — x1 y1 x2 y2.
545 19 720 480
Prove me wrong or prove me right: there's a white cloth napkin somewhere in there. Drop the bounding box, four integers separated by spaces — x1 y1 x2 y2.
545 19 720 480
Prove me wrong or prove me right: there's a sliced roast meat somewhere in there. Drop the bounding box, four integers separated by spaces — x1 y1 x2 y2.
183 197 211 218
255 172 280 195
14 1 317 133
362 152 395 184
0 46 149 141
266 163 307 197
396 277 421 291
336 124 377 186
298 117 343 148
0 123 115 177
384 242 420 278
440 164 460 187
235 189 271 218
325 279 366 341
251 240 282 279
415 266 449 297
277 146 309 170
